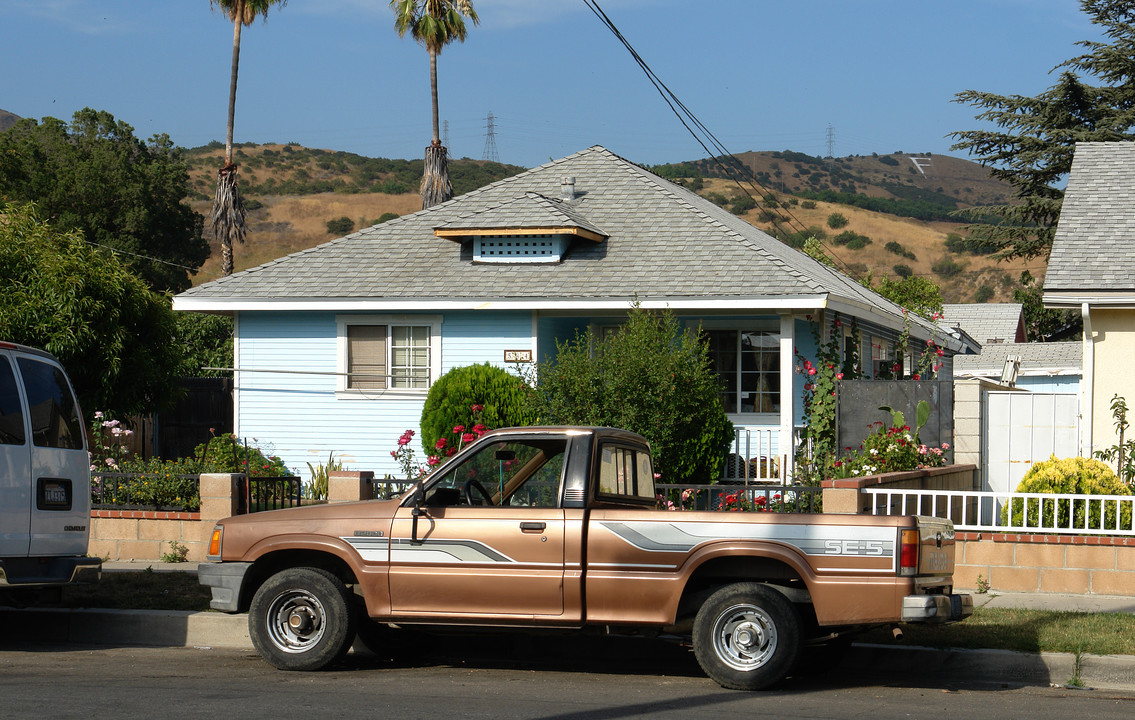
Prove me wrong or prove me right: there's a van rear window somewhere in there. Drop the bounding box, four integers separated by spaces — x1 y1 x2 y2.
17 358 83 450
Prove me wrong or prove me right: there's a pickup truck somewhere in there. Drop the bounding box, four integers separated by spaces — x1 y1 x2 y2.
199 426 971 690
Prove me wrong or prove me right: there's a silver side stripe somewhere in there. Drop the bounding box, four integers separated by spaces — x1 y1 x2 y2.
598 521 895 559
343 536 516 564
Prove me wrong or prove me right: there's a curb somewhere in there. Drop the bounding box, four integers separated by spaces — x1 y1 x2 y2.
3 607 1134 692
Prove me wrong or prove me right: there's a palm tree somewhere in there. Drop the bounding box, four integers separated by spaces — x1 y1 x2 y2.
209 0 286 276
390 0 479 209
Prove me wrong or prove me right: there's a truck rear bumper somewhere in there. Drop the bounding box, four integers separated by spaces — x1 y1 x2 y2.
0 556 102 588
901 593 973 623
197 562 252 613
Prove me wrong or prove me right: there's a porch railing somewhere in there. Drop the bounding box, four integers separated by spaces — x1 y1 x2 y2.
720 426 788 483
866 488 1135 536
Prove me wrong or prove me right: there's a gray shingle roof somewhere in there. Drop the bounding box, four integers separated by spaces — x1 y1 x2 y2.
1046 141 1135 292
175 146 942 339
435 192 607 239
941 303 1024 345
953 341 1081 376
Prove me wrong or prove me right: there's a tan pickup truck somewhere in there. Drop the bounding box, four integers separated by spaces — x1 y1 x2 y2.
199 426 971 690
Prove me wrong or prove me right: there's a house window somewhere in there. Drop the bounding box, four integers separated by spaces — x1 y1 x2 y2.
871 335 895 378
705 329 780 414
338 315 441 393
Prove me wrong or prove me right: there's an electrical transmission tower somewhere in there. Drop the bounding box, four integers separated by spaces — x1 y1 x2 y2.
482 112 500 163
826 124 835 170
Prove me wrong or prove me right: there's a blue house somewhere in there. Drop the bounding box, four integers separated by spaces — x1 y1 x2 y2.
174 146 959 483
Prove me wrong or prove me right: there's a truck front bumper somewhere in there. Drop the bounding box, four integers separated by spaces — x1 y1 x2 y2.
197 561 252 613
901 593 973 623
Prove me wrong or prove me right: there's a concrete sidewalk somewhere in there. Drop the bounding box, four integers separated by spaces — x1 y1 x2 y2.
1 563 1131 693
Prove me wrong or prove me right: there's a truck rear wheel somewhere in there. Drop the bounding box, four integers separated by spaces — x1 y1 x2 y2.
692 582 801 690
249 567 356 671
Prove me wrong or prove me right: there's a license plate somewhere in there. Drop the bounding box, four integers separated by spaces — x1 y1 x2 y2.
37 478 73 511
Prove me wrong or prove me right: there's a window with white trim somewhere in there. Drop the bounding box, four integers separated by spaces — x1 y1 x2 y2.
705 329 780 414
338 316 441 392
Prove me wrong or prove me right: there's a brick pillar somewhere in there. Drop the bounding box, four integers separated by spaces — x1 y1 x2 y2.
328 471 374 504
199 473 242 523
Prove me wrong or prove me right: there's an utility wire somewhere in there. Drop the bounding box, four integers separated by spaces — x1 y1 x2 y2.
583 0 862 278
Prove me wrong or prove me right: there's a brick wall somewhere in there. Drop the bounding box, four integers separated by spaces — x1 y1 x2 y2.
956 532 1135 597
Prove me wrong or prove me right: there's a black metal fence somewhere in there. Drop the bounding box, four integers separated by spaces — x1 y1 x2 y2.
656 484 822 513
239 476 303 514
91 472 201 512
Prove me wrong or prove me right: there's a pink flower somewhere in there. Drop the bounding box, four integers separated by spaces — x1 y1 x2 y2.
912 373 921 380
941 442 950 450
427 455 441 466
835 372 844 380
472 424 487 436
435 438 448 450
461 432 477 444
397 430 414 446
389 450 398 458
808 368 816 376
446 447 457 456
452 424 465 434
470 404 483 413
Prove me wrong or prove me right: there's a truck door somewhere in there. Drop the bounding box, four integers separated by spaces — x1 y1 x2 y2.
388 435 568 618
0 352 32 557
15 354 90 558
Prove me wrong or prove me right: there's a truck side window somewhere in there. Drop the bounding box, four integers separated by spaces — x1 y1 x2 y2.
0 357 26 445
16 358 83 450
598 445 655 501
424 437 567 508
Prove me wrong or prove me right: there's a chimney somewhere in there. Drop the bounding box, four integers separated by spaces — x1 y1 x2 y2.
561 177 576 202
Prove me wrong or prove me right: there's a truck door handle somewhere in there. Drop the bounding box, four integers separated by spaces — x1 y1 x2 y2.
519 522 546 532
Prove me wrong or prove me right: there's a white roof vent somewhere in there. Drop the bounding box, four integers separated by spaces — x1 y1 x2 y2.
474 233 569 263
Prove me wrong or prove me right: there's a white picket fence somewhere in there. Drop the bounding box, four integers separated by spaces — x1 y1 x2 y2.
866 488 1135 537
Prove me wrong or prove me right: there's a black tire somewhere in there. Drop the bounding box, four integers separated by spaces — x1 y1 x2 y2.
249 567 356 671
692 582 801 690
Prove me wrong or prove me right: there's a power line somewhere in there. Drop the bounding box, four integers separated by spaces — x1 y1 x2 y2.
582 1 864 279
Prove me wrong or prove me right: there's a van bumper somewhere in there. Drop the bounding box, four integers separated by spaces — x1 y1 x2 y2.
0 556 102 588
901 593 973 623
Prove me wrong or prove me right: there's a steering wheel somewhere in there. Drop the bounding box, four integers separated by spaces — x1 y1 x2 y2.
462 478 494 506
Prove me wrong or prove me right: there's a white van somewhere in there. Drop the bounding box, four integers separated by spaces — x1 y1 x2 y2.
0 341 101 604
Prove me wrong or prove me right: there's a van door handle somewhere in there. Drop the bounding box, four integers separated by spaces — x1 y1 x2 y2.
519 522 546 532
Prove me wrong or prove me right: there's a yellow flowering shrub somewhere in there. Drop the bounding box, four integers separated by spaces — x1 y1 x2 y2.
1002 455 1132 531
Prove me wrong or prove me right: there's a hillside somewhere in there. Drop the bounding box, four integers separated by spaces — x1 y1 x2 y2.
183 143 526 280
653 150 1034 303
0 108 22 132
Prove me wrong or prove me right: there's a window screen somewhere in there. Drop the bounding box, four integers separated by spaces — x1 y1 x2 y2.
347 325 387 389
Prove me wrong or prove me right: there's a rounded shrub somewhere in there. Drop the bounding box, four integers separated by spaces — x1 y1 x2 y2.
1001 455 1132 531
420 363 534 454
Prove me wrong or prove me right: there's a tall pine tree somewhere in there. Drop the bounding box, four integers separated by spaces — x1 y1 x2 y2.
951 0 1135 262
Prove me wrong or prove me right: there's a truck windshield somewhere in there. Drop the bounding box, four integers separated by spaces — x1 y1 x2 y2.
424 437 566 508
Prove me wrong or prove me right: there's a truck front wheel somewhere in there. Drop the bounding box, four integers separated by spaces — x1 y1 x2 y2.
692 582 801 690
249 567 356 671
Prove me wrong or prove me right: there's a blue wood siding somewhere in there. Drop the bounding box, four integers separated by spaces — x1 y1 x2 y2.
235 310 533 482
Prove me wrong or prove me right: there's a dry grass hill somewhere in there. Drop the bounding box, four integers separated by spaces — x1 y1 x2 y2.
186 143 1037 303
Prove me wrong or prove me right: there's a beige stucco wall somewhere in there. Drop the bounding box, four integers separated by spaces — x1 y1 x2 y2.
1087 309 1135 457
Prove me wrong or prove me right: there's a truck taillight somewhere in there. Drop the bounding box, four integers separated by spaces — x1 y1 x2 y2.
899 529 919 576
207 526 223 559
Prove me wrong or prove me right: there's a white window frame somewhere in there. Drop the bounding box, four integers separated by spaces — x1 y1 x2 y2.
336 314 442 398
699 319 781 420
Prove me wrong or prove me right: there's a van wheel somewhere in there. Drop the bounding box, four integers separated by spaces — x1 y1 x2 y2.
692 582 800 690
249 567 355 671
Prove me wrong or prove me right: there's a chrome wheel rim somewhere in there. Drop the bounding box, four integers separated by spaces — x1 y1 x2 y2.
711 602 777 671
265 589 327 654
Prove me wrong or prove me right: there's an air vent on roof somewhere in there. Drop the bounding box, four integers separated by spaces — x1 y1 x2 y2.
474 233 568 263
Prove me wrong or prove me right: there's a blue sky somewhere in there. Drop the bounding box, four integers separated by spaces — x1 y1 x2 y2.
1 0 1104 169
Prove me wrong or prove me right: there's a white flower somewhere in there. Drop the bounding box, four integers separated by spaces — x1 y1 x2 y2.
869 448 878 455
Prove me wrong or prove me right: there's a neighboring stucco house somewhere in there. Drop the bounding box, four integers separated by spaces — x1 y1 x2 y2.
1044 141 1135 457
174 146 962 482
